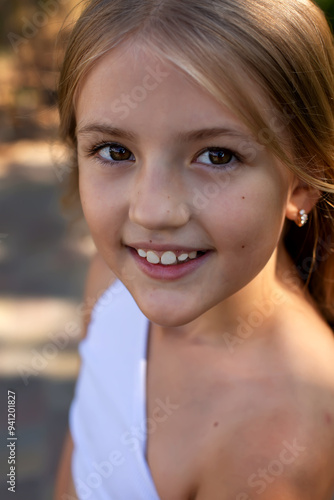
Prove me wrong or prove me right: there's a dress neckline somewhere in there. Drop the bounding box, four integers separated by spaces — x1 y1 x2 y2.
135 317 161 499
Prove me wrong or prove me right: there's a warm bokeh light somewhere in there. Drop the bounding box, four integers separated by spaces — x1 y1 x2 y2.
0 2 93 499
0 1 333 499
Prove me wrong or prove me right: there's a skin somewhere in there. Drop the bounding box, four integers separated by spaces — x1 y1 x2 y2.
72 39 334 499
76 39 314 342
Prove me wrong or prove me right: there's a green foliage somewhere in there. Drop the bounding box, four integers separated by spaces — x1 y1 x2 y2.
314 0 334 26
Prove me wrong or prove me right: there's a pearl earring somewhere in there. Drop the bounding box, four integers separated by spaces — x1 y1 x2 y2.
295 209 308 227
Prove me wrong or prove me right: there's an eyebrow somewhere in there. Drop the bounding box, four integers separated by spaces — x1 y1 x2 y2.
76 123 250 143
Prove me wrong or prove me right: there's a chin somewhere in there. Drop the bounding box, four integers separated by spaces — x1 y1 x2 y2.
134 298 195 328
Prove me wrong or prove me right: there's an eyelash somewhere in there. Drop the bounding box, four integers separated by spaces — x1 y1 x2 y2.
85 141 243 170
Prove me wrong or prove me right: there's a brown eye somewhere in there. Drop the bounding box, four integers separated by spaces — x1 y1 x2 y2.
109 145 132 161
196 147 236 167
95 143 135 164
208 149 233 165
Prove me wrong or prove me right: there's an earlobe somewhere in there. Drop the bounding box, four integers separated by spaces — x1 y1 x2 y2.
285 181 321 225
295 209 308 227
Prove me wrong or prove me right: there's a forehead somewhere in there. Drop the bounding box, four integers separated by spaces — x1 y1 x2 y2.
75 40 282 147
77 43 258 136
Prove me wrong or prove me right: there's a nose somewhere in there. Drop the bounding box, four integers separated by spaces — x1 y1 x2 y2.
128 161 191 230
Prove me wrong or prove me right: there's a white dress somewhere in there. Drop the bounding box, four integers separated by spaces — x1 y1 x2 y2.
69 279 161 499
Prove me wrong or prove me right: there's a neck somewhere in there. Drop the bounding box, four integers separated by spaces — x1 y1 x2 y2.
153 245 303 347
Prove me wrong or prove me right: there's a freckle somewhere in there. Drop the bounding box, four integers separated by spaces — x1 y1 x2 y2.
213 421 219 427
325 413 332 425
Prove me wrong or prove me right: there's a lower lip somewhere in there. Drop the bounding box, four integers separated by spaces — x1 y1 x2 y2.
128 247 213 281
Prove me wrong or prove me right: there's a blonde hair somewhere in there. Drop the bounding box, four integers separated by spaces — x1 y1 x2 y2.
58 0 334 324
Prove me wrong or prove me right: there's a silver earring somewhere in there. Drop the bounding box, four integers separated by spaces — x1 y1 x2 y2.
295 209 308 227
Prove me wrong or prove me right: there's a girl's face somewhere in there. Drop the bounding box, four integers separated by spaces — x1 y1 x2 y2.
76 42 297 330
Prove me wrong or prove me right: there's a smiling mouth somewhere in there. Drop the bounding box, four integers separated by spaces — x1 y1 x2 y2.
131 247 208 266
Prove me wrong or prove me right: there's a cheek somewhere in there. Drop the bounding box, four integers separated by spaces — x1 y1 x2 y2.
202 182 287 255
79 174 102 227
78 172 123 241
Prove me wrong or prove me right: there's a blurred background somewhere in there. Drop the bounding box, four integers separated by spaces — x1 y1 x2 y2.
0 0 333 499
0 1 94 499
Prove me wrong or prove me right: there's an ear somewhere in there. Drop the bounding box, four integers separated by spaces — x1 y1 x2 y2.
285 178 321 223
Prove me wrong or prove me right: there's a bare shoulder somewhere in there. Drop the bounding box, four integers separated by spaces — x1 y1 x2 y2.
278 301 334 415
195 303 334 499
267 293 334 409
250 303 334 497
81 252 118 337
278 311 334 497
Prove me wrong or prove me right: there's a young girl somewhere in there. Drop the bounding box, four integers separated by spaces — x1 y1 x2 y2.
55 0 334 498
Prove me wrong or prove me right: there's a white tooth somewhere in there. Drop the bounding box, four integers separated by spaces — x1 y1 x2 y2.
146 251 160 264
189 251 198 260
178 253 189 262
137 249 147 258
161 251 177 265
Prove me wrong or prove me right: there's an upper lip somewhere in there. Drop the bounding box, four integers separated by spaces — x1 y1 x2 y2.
126 243 210 253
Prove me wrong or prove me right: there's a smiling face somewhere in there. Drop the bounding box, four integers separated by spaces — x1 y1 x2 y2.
76 40 299 332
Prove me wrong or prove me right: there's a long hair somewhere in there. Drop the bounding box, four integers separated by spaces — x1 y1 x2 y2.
58 0 334 324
